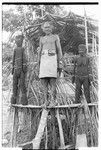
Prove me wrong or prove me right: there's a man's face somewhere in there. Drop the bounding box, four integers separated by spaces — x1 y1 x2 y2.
79 47 86 56
15 35 23 46
43 22 52 35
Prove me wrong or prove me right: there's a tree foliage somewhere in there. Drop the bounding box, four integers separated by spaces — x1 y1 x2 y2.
2 5 98 55
3 9 22 32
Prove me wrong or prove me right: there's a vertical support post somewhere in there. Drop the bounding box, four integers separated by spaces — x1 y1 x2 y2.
56 109 65 148
73 108 78 146
29 108 32 139
10 107 15 147
52 125 56 149
94 33 97 55
45 123 48 149
30 109 37 140
40 5 44 17
76 108 87 148
92 33 95 53
84 8 88 53
51 109 56 149
12 107 19 147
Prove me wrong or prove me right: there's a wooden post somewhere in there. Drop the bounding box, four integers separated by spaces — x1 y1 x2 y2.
12 107 19 147
94 33 97 55
29 108 32 139
32 109 49 149
10 107 15 147
52 125 56 149
40 5 44 17
56 109 65 148
84 8 88 53
50 109 56 149
76 107 87 148
45 125 48 149
30 109 37 140
92 33 95 53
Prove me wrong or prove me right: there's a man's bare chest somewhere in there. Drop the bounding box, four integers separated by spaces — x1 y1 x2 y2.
76 57 89 66
42 35 56 45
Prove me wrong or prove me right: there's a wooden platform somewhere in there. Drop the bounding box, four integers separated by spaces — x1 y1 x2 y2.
11 102 98 149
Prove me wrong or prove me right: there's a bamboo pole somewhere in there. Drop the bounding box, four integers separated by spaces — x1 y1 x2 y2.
92 33 95 53
84 8 88 53
11 102 98 109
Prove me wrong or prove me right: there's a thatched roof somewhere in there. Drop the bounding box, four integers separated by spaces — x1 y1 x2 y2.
24 12 98 54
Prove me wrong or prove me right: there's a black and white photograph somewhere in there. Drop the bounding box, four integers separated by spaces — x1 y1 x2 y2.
1 1 99 149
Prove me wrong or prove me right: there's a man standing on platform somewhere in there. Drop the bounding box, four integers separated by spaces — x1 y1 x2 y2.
11 32 28 105
72 44 93 103
37 21 63 107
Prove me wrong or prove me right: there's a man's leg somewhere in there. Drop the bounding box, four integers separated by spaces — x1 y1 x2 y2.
83 77 91 103
40 78 48 107
11 70 19 104
75 77 82 103
49 78 57 106
75 77 83 138
20 71 28 105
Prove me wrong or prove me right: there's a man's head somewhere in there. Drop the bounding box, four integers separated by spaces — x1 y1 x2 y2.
15 32 24 47
78 44 87 56
41 21 53 35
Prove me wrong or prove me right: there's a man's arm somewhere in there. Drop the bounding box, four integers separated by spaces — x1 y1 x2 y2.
22 48 28 73
73 56 77 75
55 35 62 62
55 35 63 72
88 56 93 82
88 57 92 74
12 49 15 74
72 56 77 84
37 37 42 66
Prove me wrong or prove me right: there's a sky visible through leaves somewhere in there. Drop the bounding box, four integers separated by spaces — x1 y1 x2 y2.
2 4 99 43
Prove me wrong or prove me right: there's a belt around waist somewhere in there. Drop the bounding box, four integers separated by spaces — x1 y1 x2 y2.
75 75 89 77
41 51 56 56
14 66 22 69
